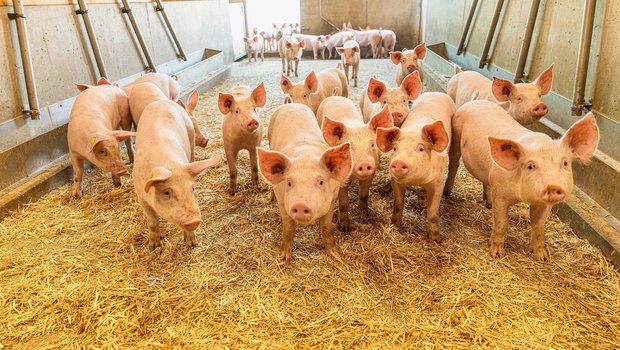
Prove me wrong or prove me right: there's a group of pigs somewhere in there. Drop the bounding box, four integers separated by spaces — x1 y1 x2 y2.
67 41 599 263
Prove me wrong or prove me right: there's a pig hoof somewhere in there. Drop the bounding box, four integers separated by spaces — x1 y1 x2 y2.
229 186 236 196
442 189 451 197
428 231 442 243
185 240 197 249
485 201 492 209
390 216 402 229
489 244 505 259
279 250 294 263
148 241 162 251
338 222 351 233
532 246 550 261
325 244 339 257
196 138 209 148
72 189 82 198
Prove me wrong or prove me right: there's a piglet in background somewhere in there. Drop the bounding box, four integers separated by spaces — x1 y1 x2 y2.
360 71 422 127
280 68 348 114
294 33 331 60
391 43 426 86
122 72 181 101
326 31 354 59
244 35 265 62
336 40 360 87
278 36 306 77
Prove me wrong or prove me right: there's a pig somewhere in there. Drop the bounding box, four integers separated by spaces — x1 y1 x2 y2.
380 29 397 57
176 91 210 148
280 68 348 114
278 36 306 77
447 65 554 125
293 33 331 60
336 40 360 87
273 23 285 42
376 92 455 242
258 103 353 262
317 97 392 231
122 73 181 101
290 23 300 35
68 84 135 197
444 100 598 260
133 99 222 250
391 43 426 86
326 31 355 59
243 35 265 62
74 76 115 91
342 22 381 58
218 83 266 195
259 30 275 52
360 71 422 127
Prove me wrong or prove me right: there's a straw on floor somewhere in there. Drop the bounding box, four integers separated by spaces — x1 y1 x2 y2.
1 58 618 349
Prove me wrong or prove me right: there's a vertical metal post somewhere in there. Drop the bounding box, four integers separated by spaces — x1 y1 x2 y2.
457 0 478 55
479 0 504 68
8 0 40 119
76 0 109 79
572 0 596 115
514 0 541 82
120 0 157 72
153 0 187 61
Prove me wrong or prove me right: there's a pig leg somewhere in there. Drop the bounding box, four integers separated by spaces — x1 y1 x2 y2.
120 120 135 164
279 206 297 262
140 200 162 250
352 63 359 87
344 63 350 82
190 117 208 148
184 229 197 249
530 203 551 261
337 185 351 232
424 182 443 243
112 172 122 187
444 136 461 196
294 60 299 77
319 204 337 255
225 146 239 195
71 153 84 198
359 177 372 216
249 147 259 188
281 56 286 74
261 48 264 62
391 179 406 228
482 184 492 209
489 198 511 258
313 46 318 60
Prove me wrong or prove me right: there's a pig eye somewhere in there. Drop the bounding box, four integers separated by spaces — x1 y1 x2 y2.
287 180 292 188
527 162 536 171
192 185 195 192
517 96 523 101
99 149 108 156
371 142 375 149
254 107 259 112
383 100 388 105
402 99 407 103
418 144 425 152
162 189 172 199
563 160 569 167
318 177 325 186
303 94 308 99
235 109 239 114
393 146 397 152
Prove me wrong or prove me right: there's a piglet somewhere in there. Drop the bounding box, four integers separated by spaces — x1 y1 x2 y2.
280 68 348 114
258 103 353 262
360 71 422 127
294 34 331 60
390 43 426 86
317 97 392 231
218 83 266 195
122 72 181 101
68 84 135 197
326 31 354 59
243 35 265 62
444 100 598 260
278 36 306 77
447 65 553 125
176 91 209 147
133 99 221 249
376 92 455 242
336 40 360 87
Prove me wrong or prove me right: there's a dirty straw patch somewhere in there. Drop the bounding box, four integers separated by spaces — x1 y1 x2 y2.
1 58 619 349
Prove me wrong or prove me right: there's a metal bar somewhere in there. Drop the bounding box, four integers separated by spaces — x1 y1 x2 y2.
76 0 108 78
479 0 504 68
120 0 156 72
457 0 478 55
572 0 596 115
514 0 541 82
153 0 186 61
8 0 40 119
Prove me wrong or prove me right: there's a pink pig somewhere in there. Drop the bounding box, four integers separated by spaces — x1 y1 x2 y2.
360 71 422 127
390 43 426 86
68 84 135 197
278 36 306 77
122 72 181 101
133 99 221 250
280 68 348 114
258 103 353 262
444 100 599 260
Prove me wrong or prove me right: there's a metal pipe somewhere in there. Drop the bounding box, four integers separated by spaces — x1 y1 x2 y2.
153 0 186 61
479 0 504 68
76 0 108 79
572 0 596 115
457 0 478 55
9 0 40 119
514 0 541 82
120 0 156 72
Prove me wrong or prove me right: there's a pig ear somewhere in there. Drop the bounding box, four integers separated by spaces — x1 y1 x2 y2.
298 39 306 49
561 112 599 161
186 154 223 178
534 64 554 95
321 116 347 146
243 37 249 43
389 51 402 65
331 87 340 96
352 46 359 53
376 127 401 153
488 137 523 171
413 42 426 59
280 74 293 94
422 120 449 152
336 47 345 54
97 77 112 86
367 78 386 103
305 71 319 93
185 90 199 115
218 93 235 114
401 71 422 100
320 143 353 182
111 130 135 142
454 65 463 74
257 148 291 185
491 77 514 102
253 36 259 43
251 82 267 108
87 134 106 153
144 167 173 193
177 99 186 109
325 35 331 40
74 83 92 92
369 105 393 131
285 41 292 49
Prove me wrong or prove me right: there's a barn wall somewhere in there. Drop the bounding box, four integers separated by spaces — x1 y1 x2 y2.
299 0 422 50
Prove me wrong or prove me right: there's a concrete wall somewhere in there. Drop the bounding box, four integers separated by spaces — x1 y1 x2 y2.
300 0 421 50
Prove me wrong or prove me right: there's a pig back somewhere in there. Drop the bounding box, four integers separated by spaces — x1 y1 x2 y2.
69 85 128 133
316 96 361 127
318 68 347 98
268 103 326 156
451 71 494 108
404 92 455 135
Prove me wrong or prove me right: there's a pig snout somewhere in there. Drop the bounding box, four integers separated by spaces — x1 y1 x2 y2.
115 166 128 176
406 65 417 73
181 217 201 231
541 185 566 203
247 119 259 131
392 112 404 126
290 202 313 222
355 162 374 179
532 103 548 118
390 160 409 178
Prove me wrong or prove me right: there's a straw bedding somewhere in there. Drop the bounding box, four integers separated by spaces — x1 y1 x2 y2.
1 58 619 349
